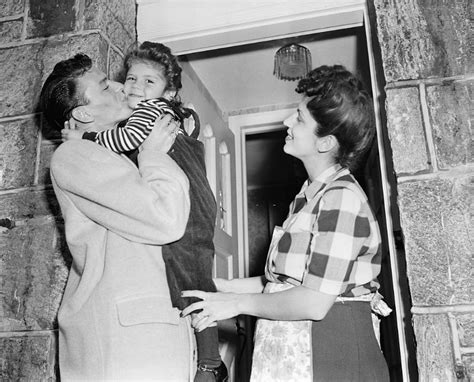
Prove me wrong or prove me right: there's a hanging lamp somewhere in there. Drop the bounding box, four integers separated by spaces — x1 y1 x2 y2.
273 43 312 81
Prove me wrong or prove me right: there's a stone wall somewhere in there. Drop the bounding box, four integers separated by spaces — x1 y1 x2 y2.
373 0 473 380
0 0 136 379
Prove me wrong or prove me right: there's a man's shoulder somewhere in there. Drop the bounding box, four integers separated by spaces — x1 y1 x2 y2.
51 140 124 172
53 139 104 159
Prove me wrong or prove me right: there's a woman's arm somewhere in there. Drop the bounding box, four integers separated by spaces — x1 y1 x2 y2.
184 182 368 330
214 276 266 294
182 286 337 331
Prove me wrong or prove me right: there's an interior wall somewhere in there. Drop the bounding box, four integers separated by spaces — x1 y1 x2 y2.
0 1 136 379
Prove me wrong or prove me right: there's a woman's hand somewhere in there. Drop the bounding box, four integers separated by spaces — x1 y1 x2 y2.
140 114 179 153
181 290 241 332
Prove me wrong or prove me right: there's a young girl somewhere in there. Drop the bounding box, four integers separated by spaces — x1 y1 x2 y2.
182 65 391 382
63 41 227 382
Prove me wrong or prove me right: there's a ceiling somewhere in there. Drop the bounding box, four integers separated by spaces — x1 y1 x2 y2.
182 27 368 113
136 0 370 115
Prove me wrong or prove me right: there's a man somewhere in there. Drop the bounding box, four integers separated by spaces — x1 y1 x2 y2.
40 53 194 380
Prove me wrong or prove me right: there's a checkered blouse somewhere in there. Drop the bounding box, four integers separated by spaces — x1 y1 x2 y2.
264 165 382 297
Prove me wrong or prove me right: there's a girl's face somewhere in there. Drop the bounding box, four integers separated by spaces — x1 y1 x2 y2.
123 61 168 109
283 98 319 160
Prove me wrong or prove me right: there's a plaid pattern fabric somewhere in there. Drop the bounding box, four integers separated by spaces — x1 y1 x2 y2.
94 98 179 153
265 165 382 297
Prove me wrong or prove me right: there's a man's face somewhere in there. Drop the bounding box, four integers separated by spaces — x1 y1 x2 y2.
77 67 132 131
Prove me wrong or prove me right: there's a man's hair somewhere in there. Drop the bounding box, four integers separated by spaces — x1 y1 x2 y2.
296 65 375 171
39 53 92 132
120 41 182 93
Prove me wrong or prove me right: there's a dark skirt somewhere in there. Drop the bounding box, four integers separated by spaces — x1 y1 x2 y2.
311 301 389 382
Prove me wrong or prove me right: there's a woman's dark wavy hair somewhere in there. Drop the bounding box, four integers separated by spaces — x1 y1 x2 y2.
39 53 92 132
296 65 375 171
120 41 182 94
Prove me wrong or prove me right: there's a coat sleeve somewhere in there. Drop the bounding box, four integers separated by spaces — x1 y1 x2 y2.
50 140 190 245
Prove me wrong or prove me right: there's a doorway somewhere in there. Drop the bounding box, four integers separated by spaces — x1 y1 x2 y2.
222 10 417 381
144 1 418 379
245 128 307 277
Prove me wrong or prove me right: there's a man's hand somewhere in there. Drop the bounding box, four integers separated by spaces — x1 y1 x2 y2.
140 114 179 153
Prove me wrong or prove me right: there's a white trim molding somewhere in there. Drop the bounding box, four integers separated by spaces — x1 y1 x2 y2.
137 0 365 54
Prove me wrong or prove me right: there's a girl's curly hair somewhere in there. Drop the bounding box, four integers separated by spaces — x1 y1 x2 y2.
296 65 375 171
120 41 183 94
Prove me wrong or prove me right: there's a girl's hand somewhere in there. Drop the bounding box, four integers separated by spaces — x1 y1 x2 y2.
181 290 241 332
61 118 81 142
61 128 83 142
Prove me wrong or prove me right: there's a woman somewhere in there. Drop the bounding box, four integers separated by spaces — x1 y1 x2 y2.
183 65 390 381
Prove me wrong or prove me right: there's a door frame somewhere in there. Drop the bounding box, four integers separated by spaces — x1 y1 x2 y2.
229 108 295 278
228 7 411 381
139 1 412 380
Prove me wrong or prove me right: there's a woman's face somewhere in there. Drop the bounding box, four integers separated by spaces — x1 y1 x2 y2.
123 61 168 109
283 98 319 160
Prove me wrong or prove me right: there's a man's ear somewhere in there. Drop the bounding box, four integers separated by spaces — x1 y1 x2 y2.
317 135 338 153
71 106 94 124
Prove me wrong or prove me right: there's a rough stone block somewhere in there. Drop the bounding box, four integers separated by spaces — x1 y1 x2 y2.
386 87 429 174
0 220 70 331
84 0 136 52
40 33 108 87
26 0 76 38
412 314 456 381
465 355 474 381
0 0 24 17
457 313 474 347
398 176 473 305
37 140 61 185
374 0 470 81
0 118 38 190
426 81 473 169
0 333 57 381
109 47 125 82
0 45 43 118
0 188 60 221
0 19 22 44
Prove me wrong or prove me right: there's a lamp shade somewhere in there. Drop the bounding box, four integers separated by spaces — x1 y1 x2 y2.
273 43 312 81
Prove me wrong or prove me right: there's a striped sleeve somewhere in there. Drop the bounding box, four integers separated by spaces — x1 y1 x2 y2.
94 99 174 153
